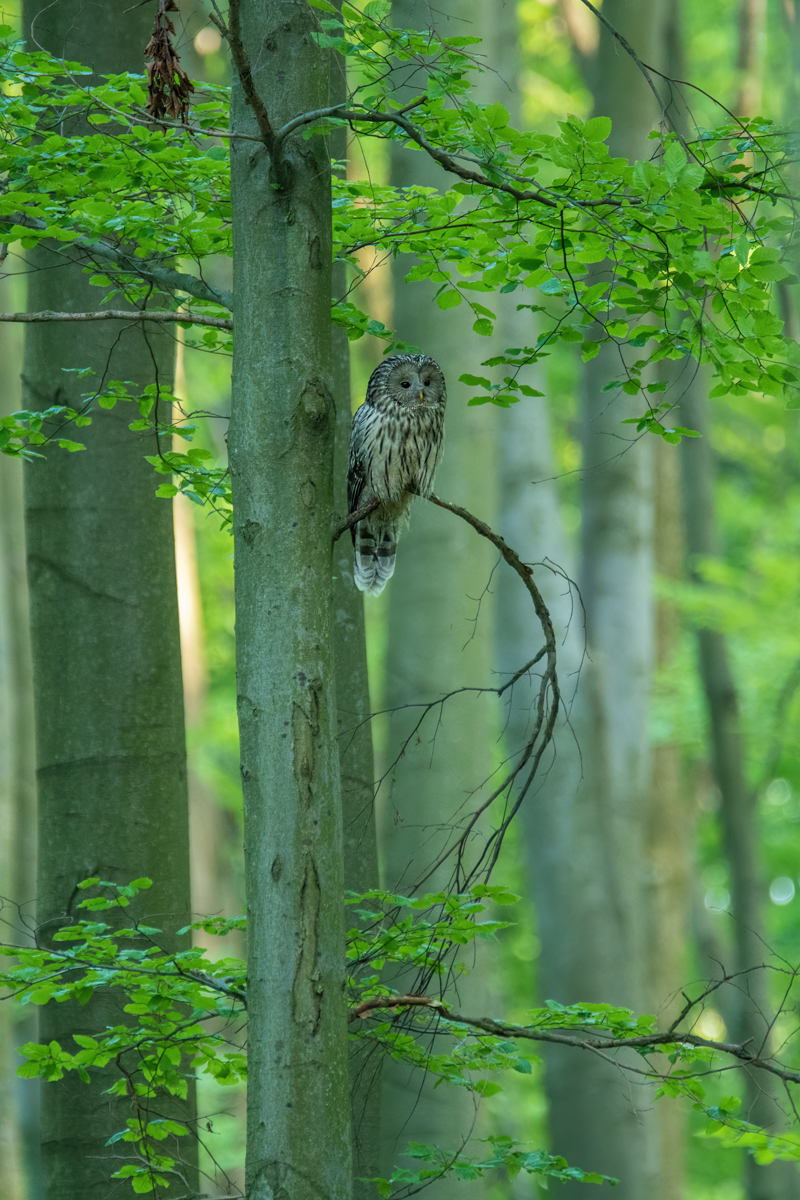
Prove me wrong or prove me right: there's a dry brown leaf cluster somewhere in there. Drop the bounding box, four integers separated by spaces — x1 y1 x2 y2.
144 0 194 123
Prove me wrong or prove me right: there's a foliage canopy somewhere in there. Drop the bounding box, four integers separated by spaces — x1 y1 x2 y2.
1 2 799 493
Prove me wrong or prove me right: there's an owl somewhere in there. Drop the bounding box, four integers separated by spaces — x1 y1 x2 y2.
347 354 446 597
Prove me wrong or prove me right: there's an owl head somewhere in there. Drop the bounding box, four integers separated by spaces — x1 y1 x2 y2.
368 354 446 410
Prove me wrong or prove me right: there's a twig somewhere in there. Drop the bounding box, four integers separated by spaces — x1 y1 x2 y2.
0 309 233 330
332 496 381 541
575 0 667 121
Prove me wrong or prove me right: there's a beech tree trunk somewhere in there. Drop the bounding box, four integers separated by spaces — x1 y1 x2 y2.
378 2 498 1189
0 286 28 1200
227 3 353 1197
20 2 196 1196
330 32 381 1189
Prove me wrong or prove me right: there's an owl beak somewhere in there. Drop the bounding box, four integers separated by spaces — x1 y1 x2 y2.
417 391 425 404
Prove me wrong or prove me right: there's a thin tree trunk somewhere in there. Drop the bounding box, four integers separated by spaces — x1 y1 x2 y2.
0 281 28 1200
228 3 353 1197
644 436 690 1200
679 6 796 1192
735 0 767 115
329 24 381 1190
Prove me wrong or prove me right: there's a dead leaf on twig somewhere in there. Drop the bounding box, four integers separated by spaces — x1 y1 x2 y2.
144 0 194 123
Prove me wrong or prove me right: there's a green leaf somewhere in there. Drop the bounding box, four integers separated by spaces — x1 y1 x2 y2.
436 290 462 310
538 277 564 295
16 1061 42 1079
663 142 686 187
584 116 611 143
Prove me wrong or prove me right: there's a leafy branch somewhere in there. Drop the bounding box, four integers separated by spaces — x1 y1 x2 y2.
7 878 800 1196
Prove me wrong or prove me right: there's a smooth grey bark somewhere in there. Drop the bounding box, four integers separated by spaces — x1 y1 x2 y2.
0 293 29 1200
333 307 381 1199
21 3 196 1196
644 435 690 1200
228 3 352 1198
679 384 797 1200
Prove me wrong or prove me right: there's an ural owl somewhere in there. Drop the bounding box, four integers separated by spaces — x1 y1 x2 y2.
347 354 446 596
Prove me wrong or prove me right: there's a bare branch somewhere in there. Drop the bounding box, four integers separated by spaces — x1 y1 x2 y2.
332 495 381 541
349 993 446 1022
210 0 276 152
0 309 232 330
403 494 561 884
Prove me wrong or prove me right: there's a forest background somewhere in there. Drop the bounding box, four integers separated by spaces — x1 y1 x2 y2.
2 1 800 1199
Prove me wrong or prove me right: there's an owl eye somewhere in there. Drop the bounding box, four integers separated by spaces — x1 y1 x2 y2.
424 378 431 386
401 380 411 388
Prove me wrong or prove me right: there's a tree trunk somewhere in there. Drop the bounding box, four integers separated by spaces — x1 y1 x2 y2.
21 3 197 1196
644 436 690 1200
227 3 353 1197
524 4 671 1195
679 382 798 1200
330 26 381 1190
377 2 498 1189
0 275 29 1200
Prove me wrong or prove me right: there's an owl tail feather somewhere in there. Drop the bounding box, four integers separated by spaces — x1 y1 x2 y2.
353 523 396 597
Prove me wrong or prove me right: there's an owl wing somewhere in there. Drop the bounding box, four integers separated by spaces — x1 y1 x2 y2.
347 402 374 533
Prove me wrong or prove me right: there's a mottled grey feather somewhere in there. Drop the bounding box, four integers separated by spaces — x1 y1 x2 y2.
347 354 446 596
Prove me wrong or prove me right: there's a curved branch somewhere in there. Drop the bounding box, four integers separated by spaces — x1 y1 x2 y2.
413 494 560 882
275 104 614 211
335 494 561 883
